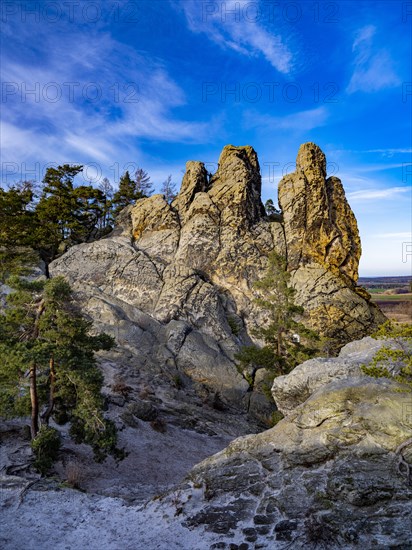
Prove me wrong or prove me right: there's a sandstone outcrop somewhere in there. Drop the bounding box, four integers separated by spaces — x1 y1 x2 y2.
279 143 360 284
278 142 384 343
271 336 400 415
3 339 411 549
50 142 385 420
172 161 209 224
141 338 412 549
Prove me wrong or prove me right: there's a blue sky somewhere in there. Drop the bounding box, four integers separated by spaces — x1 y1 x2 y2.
1 0 411 276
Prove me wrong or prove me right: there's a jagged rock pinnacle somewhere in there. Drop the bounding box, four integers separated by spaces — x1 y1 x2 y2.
279 142 361 286
50 142 385 418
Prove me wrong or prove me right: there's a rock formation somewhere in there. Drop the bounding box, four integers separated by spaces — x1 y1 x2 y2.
279 143 360 283
271 336 386 415
50 142 385 421
1 143 405 550
2 338 411 549
278 143 381 344
146 339 411 549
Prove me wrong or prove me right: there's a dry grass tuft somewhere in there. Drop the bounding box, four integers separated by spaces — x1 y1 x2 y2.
65 461 85 489
150 418 167 433
111 380 133 397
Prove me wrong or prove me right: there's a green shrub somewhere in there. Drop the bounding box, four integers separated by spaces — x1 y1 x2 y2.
172 374 184 389
70 417 126 462
227 315 240 336
269 410 284 427
361 321 412 391
31 426 61 475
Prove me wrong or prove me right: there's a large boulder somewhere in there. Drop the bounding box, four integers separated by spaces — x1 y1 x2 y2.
271 336 389 415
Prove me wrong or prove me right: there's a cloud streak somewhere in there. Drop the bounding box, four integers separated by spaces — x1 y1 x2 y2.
176 0 293 73
333 149 412 156
347 186 411 201
244 106 329 132
0 19 217 185
347 25 400 93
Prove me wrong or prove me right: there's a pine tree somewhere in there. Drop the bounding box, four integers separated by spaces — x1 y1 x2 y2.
72 184 106 240
35 165 84 261
0 185 38 281
112 171 144 215
34 165 110 262
135 167 153 196
161 174 177 204
264 199 280 216
0 275 121 465
236 252 320 380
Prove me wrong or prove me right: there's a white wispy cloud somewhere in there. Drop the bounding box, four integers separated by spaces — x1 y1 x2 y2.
176 0 293 73
347 186 411 201
347 25 400 93
352 25 376 50
1 22 218 185
336 162 410 193
356 163 410 173
244 106 329 131
364 149 412 155
333 148 412 156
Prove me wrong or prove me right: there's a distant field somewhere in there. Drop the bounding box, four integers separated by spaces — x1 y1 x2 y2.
371 295 412 324
370 293 412 302
366 288 410 295
359 276 411 286
356 277 412 322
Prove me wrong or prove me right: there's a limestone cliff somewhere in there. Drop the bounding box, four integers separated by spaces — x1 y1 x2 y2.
50 142 385 420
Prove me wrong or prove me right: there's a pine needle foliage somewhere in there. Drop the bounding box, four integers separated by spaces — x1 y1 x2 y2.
0 275 123 467
236 252 320 381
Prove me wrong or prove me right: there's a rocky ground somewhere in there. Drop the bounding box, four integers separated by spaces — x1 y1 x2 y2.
2 337 411 549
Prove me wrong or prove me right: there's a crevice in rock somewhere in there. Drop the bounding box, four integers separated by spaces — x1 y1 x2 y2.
324 235 340 261
130 240 164 282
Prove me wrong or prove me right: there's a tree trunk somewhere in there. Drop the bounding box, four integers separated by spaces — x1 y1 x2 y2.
29 363 39 439
41 356 56 426
277 327 283 357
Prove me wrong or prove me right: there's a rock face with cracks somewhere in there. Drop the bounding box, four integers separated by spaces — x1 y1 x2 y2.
271 336 388 416
278 143 383 343
50 142 384 421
